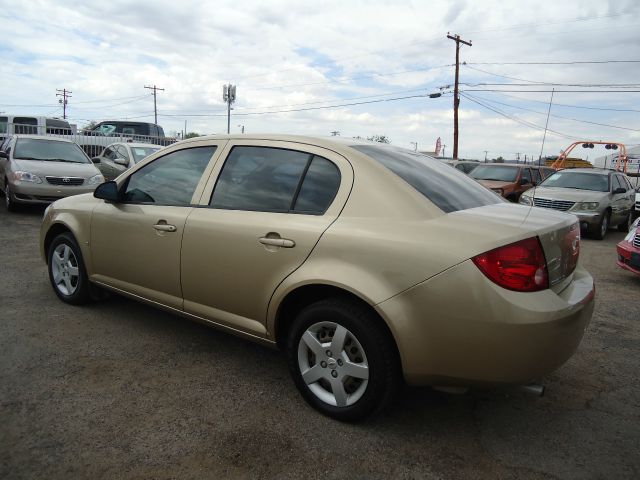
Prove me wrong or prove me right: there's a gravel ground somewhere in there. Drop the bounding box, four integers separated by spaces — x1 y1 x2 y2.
1 204 639 480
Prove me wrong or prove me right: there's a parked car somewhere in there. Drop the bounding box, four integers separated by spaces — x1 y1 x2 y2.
0 135 104 211
40 135 594 421
519 168 635 239
446 160 480 174
469 163 548 201
0 114 73 141
76 121 176 158
617 217 640 276
93 142 162 180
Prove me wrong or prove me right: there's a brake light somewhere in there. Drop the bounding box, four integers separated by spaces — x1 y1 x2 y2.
472 237 548 292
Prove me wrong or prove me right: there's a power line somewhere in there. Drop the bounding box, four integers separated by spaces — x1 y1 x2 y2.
484 91 640 113
463 93 640 132
159 93 432 118
465 60 640 66
460 89 640 93
460 92 579 140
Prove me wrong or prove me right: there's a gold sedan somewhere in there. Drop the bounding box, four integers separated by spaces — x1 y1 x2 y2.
40 135 595 421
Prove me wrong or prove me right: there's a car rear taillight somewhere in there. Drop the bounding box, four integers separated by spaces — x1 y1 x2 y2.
472 237 549 292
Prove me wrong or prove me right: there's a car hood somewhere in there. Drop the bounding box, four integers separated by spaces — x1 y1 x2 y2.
14 159 101 178
476 179 513 189
528 186 608 202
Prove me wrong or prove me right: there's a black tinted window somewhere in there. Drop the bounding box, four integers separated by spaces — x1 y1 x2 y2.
124 146 215 205
211 146 310 212
352 144 501 213
532 169 542 183
521 168 532 183
613 175 625 191
14 117 38 134
294 156 341 214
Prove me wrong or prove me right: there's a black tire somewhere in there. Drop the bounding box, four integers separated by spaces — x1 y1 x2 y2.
47 233 91 304
4 181 19 212
593 210 610 240
286 297 401 422
618 213 632 232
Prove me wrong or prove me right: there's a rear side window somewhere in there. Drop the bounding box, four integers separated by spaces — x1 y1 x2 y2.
210 146 341 214
352 144 501 213
123 146 215 206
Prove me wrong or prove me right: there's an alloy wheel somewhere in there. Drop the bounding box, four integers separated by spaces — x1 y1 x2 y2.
297 321 369 407
51 244 80 296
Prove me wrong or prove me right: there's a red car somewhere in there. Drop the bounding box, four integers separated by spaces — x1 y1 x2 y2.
617 217 640 275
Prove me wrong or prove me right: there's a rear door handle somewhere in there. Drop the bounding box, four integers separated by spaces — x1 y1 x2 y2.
259 237 295 248
153 223 177 232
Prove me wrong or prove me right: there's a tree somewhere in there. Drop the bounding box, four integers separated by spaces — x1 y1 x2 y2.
494 156 504 163
185 132 200 139
367 135 390 143
82 120 98 131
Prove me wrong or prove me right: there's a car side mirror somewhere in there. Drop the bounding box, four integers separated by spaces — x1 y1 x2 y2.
91 157 101 164
0 151 7 159
114 158 128 166
94 181 120 202
613 187 626 194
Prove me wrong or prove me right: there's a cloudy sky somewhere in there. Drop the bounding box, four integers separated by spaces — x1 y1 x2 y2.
1 0 639 161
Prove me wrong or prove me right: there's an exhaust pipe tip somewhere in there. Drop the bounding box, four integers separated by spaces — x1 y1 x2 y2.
519 383 545 397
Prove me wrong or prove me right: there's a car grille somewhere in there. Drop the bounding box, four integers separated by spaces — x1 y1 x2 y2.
634 232 640 248
533 198 575 211
45 176 85 186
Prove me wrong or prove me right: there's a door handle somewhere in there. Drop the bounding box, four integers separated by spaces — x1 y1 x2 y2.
259 237 295 248
153 223 177 232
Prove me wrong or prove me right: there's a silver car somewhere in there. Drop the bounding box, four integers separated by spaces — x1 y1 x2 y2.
92 142 161 180
0 135 104 211
519 168 635 239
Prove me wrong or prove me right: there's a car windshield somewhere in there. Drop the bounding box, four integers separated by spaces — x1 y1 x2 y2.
470 165 518 182
14 138 90 163
352 144 502 213
131 146 160 163
540 171 609 192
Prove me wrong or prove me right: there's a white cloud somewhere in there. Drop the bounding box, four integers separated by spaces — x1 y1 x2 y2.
0 0 639 159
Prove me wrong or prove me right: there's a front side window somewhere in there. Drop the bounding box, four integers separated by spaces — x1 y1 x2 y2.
123 146 216 206
520 168 532 184
532 169 542 184
613 175 625 191
13 117 38 135
352 144 501 213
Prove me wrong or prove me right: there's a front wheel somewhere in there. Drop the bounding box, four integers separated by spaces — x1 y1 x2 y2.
47 233 91 304
286 298 401 422
4 181 18 212
593 211 610 240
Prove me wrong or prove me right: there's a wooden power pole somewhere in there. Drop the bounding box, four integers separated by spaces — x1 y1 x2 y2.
144 85 164 125
447 33 472 159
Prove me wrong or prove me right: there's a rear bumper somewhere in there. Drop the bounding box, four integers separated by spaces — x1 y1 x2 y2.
376 260 595 386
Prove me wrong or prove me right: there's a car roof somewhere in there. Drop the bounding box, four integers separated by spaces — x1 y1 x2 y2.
12 134 75 143
111 142 162 148
559 168 613 175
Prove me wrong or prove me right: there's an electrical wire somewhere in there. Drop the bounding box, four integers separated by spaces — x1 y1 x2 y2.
465 60 640 66
463 93 640 132
459 92 580 140
485 91 640 113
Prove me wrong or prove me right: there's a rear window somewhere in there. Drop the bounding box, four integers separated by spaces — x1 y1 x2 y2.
470 165 519 182
352 144 501 213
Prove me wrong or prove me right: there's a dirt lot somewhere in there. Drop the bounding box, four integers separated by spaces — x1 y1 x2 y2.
1 204 639 480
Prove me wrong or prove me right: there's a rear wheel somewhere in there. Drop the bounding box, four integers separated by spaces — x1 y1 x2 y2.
593 211 610 240
47 233 91 304
286 298 401 422
618 213 632 232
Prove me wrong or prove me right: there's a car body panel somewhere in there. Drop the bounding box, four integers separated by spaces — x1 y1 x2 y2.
616 218 640 275
40 134 596 387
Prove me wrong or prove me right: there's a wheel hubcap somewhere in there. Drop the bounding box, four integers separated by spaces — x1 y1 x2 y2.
51 244 80 296
297 321 369 407
601 215 609 236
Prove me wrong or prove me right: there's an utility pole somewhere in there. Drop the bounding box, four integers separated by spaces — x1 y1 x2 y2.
330 131 340 136
516 152 521 163
56 89 72 119
144 85 164 125
223 84 236 134
446 33 472 160
442 145 447 158
238 125 245 134
410 141 417 151
483 150 488 162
